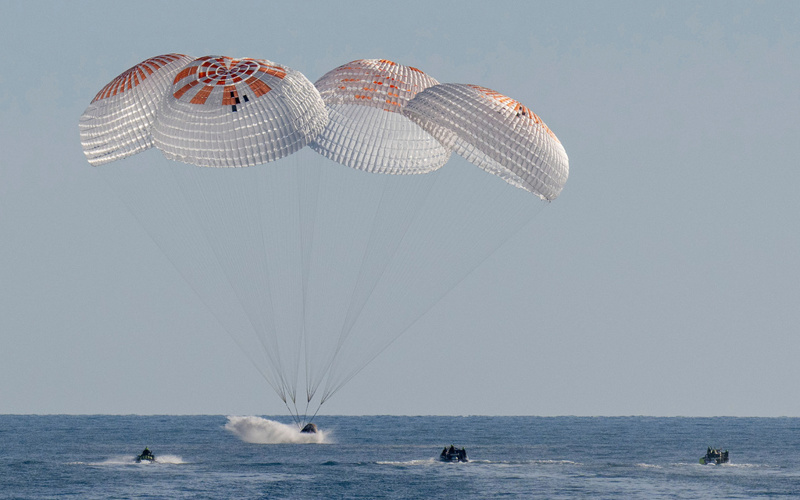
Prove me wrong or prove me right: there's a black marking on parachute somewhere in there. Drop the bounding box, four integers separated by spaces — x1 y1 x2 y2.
243 95 249 102
229 91 239 112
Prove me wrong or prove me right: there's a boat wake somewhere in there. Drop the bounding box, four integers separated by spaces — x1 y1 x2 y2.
148 454 185 464
635 462 663 469
225 416 329 444
378 458 580 466
70 455 186 466
377 458 438 466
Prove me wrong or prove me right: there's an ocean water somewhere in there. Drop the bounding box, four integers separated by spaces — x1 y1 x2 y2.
1 415 798 499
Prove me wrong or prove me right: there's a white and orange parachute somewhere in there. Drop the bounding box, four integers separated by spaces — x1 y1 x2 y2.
79 54 569 425
80 54 327 167
80 54 193 166
404 83 569 201
311 59 450 174
80 54 568 197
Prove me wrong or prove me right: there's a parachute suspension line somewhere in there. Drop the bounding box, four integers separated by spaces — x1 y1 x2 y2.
183 166 285 394
300 156 327 407
317 168 452 404
301 163 391 407
319 172 439 394
98 163 287 400
253 165 291 402
294 156 321 412
253 158 310 407
304 160 346 406
242 167 296 401
301 172 393 404
318 169 452 402
338 174 436 345
306 399 324 426
287 162 307 407
174 165 293 403
319 193 537 403
301 398 312 427
319 161 548 403
283 398 303 428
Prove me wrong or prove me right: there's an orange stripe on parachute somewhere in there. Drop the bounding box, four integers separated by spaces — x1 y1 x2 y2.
245 77 271 97
469 85 560 143
190 85 214 105
91 54 189 103
258 65 287 79
174 79 200 99
174 65 198 83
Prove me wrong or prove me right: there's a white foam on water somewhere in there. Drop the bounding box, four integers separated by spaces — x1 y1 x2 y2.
86 456 134 466
377 458 437 466
225 416 329 444
71 455 185 466
153 454 186 464
469 459 580 466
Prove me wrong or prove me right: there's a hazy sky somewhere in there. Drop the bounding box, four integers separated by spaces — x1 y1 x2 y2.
2 1 799 417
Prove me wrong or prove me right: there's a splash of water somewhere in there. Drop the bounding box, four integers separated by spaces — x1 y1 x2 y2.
225 416 329 444
153 454 185 464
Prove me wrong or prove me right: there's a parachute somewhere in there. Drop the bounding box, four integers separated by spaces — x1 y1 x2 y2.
151 56 327 167
311 59 450 174
403 83 569 201
80 54 194 166
80 54 568 426
80 54 327 167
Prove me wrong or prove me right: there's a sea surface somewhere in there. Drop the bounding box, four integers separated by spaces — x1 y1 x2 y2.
1 415 798 499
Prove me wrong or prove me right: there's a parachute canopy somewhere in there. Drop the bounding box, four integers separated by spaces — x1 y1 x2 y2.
80 54 327 168
310 59 450 174
152 56 327 167
403 83 569 200
79 54 194 166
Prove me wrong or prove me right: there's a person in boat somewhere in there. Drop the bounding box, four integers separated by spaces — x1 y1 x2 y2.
440 445 468 462
136 447 155 462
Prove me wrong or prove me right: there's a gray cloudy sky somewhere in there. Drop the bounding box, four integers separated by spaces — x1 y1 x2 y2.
1 1 799 417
